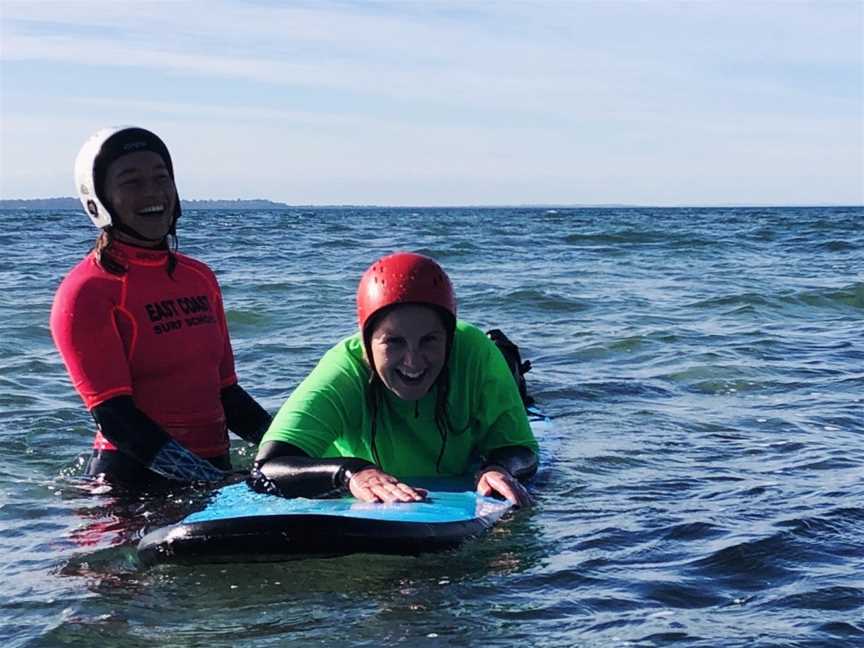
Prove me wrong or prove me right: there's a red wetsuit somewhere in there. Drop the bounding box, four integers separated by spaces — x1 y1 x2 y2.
51 241 237 458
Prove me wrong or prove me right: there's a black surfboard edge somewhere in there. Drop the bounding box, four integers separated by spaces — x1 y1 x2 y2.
137 512 499 566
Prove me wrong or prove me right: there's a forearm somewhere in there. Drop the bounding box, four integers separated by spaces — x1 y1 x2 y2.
220 383 271 444
90 395 172 464
91 396 224 481
249 441 374 498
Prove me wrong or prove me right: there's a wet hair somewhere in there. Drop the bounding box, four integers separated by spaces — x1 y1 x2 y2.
361 303 464 472
93 226 179 277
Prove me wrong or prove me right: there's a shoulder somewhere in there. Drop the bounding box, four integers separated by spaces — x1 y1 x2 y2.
174 251 215 275
449 320 515 387
277 333 368 419
291 333 369 395
319 333 367 376
173 252 221 286
54 254 120 304
453 321 496 355
455 320 489 342
51 255 123 333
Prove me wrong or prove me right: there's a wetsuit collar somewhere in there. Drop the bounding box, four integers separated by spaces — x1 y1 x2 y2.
105 240 170 267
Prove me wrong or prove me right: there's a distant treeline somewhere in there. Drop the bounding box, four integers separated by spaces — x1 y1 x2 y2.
0 197 292 210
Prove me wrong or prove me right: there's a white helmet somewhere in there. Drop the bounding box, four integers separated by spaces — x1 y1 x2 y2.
74 126 178 234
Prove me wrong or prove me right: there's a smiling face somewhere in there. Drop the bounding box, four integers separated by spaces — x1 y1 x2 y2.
103 150 177 246
368 304 449 401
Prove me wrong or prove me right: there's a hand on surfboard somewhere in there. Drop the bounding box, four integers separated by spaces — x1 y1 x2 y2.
348 467 428 503
476 469 534 507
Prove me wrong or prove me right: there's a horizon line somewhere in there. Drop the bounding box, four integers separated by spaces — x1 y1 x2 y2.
1 197 861 210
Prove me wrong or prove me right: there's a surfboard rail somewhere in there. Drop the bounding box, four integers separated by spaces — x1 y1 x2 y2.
138 492 510 565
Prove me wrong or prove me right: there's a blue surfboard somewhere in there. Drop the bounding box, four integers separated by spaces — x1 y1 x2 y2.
138 408 551 565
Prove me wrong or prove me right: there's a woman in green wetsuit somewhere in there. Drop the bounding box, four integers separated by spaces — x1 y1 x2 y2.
250 252 539 506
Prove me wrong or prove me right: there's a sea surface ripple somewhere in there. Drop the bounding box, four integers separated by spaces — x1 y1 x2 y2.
0 206 861 647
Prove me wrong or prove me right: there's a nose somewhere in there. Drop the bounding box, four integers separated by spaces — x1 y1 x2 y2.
142 177 164 195
402 345 423 368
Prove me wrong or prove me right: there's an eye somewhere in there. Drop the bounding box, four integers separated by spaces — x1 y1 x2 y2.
420 333 442 346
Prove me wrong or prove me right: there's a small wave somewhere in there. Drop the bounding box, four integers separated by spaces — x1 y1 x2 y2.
322 222 352 233
763 441 807 453
634 580 727 609
688 283 864 315
224 309 273 325
688 292 772 310
635 631 701 644
663 521 725 542
563 231 669 246
773 586 864 611
816 240 859 252
659 366 764 395
817 621 864 637
578 595 643 613
776 506 864 542
313 238 363 250
499 288 590 313
787 456 863 471
579 454 653 475
686 533 801 587
578 380 673 399
574 525 650 553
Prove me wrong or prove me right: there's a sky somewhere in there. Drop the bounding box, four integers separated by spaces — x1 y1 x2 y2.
1 0 862 206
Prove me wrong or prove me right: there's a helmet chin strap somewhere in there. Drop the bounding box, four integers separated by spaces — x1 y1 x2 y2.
112 221 168 244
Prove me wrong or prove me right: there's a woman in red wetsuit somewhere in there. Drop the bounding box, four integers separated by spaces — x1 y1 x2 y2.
51 126 271 487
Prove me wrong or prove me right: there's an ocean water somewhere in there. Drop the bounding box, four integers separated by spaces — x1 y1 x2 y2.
0 206 862 647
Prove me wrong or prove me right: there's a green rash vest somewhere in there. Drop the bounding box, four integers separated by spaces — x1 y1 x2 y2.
262 321 539 478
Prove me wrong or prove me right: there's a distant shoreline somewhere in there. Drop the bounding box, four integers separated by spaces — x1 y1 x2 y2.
0 197 293 211
0 197 859 210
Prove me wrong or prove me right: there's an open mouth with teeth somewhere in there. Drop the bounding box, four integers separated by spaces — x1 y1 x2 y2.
395 368 427 385
138 205 166 217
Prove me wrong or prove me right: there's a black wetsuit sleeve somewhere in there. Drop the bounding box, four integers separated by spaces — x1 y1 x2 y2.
90 395 173 464
220 383 271 444
476 445 539 485
248 440 375 499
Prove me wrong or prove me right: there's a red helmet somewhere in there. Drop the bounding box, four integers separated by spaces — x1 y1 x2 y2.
357 252 457 333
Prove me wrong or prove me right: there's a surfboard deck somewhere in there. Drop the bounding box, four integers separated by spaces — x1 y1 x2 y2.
138 408 551 565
